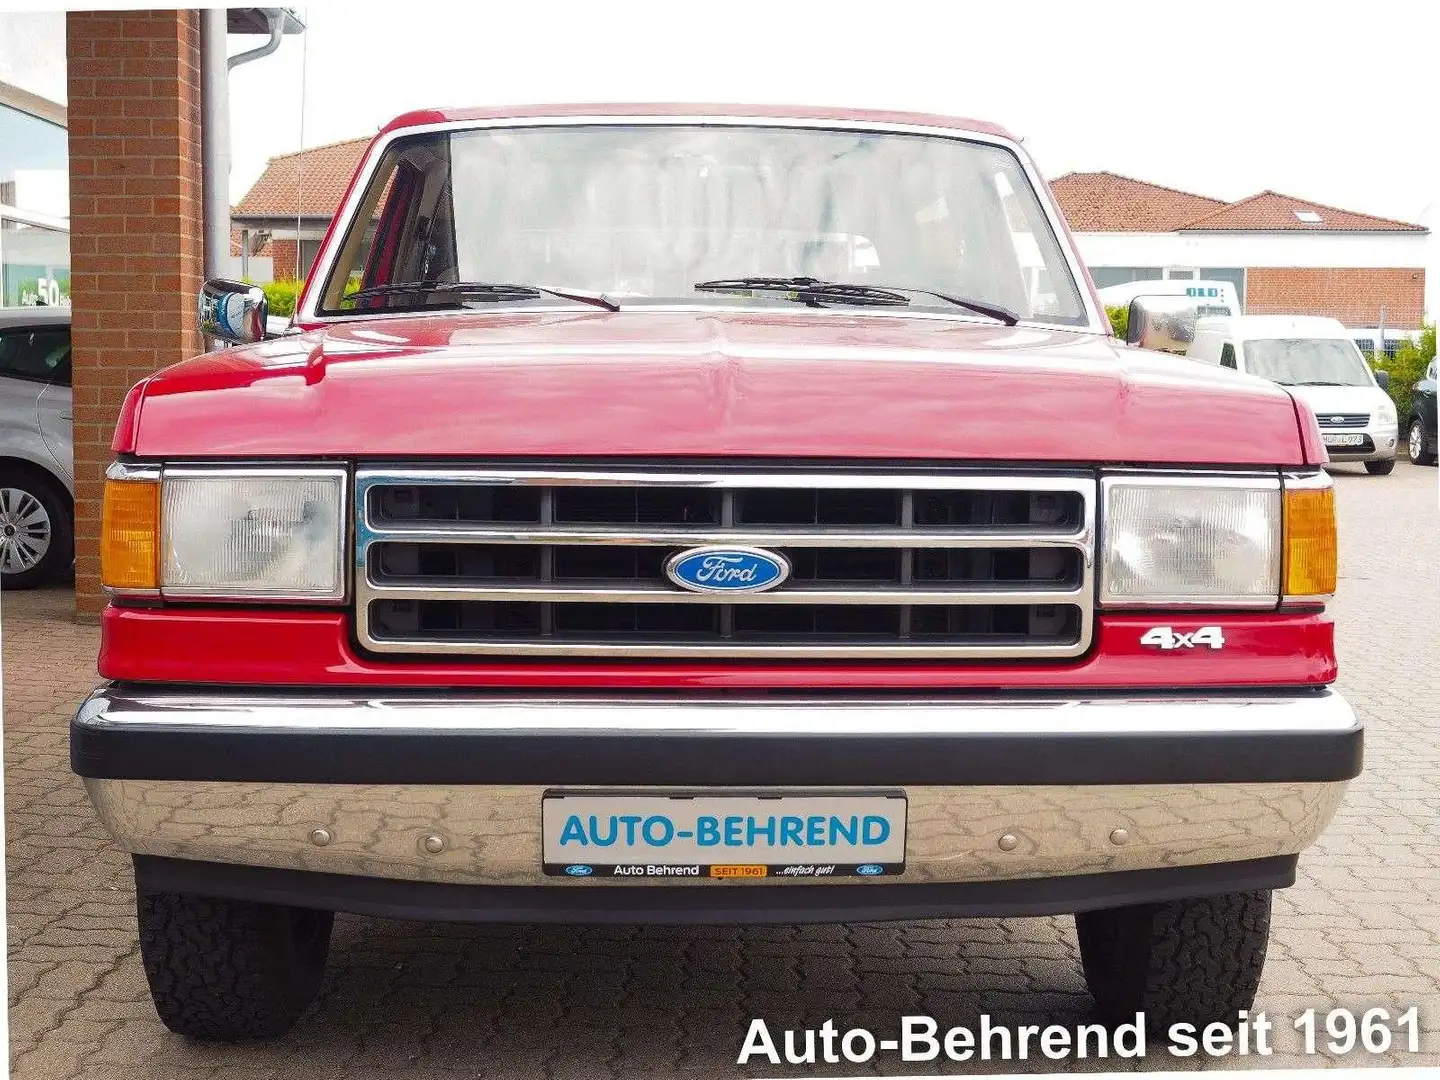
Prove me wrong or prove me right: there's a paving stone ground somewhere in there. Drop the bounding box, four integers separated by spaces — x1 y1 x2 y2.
5 462 1438 1078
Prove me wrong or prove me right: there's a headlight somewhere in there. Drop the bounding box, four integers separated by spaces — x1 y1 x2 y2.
160 469 346 599
1101 476 1281 605
1376 396 1397 426
101 465 347 600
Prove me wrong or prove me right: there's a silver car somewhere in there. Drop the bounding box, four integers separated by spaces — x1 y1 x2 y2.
0 306 73 587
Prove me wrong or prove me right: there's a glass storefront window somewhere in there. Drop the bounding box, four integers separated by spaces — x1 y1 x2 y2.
1 216 70 307
0 102 69 219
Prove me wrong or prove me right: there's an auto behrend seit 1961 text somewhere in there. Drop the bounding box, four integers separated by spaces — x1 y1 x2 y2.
737 1008 1423 1066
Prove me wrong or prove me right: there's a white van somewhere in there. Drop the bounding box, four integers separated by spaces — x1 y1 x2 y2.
1187 315 1398 474
1095 278 1242 318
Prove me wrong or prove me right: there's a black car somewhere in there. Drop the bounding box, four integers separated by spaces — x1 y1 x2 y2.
1408 359 1437 466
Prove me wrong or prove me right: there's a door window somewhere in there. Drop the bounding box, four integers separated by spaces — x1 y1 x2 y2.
0 328 71 385
1219 343 1238 370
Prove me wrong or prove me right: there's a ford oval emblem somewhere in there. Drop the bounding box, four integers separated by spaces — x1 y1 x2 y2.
665 546 790 594
856 864 885 876
564 864 594 876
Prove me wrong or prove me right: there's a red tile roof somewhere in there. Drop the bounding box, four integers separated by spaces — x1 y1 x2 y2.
232 136 371 220
1049 172 1224 232
1051 171 1425 234
1178 190 1425 232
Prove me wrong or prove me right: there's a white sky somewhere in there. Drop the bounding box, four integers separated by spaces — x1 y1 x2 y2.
3 1 1438 314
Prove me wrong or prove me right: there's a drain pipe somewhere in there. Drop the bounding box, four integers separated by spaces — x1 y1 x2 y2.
199 8 232 285
200 8 292 284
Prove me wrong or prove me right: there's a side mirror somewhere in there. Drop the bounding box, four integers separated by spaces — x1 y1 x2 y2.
1125 295 1203 356
1375 368 1391 391
199 279 268 345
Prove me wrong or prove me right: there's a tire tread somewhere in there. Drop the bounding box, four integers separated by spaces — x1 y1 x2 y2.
137 888 332 1040
1077 889 1271 1031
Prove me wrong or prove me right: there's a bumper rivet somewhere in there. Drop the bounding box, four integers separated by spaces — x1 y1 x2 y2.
997 833 1019 852
422 834 445 854
309 827 332 847
1110 828 1131 846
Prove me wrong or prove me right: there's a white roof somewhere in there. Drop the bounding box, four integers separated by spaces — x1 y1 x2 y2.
1192 314 1351 341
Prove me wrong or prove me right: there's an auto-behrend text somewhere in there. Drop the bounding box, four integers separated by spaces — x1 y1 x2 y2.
737 1008 1422 1066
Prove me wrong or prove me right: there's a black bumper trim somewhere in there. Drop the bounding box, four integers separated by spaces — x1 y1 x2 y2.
133 854 1299 924
73 721 1362 786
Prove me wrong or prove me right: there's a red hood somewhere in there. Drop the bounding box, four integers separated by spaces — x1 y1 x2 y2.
126 310 1308 464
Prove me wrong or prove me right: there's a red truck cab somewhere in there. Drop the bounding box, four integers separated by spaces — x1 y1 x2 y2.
73 104 1359 1042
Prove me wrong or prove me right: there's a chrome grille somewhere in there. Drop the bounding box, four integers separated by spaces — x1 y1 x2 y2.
355 468 1096 659
1316 413 1368 429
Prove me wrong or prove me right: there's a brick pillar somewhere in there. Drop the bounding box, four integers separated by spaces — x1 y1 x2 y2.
66 10 204 620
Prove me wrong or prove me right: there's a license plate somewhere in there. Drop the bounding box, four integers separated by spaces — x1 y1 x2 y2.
1322 432 1365 447
541 792 907 879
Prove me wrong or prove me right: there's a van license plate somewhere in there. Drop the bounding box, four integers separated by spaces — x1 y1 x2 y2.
541 793 907 879
1322 433 1365 447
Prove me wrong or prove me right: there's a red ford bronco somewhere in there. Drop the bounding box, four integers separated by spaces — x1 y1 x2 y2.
73 104 1360 1040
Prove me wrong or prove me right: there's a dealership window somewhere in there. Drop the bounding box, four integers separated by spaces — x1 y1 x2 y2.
0 103 68 219
1 216 70 307
1088 266 1163 289
1199 267 1246 305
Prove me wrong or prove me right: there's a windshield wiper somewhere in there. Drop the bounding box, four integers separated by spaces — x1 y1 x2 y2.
346 281 619 312
693 276 1019 325
1290 380 1348 386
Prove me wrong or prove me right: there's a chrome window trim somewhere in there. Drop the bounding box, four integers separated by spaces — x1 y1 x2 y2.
297 114 1104 334
158 465 351 604
1097 471 1282 610
354 465 1096 660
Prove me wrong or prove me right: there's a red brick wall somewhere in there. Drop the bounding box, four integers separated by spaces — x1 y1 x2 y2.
266 239 321 282
1245 268 1426 328
66 10 204 619
269 239 300 280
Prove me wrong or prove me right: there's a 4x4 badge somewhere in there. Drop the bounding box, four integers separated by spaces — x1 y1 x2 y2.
1140 626 1226 651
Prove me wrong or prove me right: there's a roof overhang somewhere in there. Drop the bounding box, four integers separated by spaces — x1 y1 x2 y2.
0 78 66 126
230 214 333 230
226 8 306 35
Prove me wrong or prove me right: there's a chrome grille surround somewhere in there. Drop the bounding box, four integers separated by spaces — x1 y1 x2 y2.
354 467 1096 660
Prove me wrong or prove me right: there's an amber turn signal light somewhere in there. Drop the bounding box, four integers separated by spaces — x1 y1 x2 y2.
1282 483 1336 598
101 478 160 591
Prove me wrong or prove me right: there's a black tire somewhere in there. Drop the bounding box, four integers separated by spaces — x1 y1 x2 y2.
137 887 333 1040
1364 458 1396 475
1408 418 1438 466
1076 889 1271 1032
0 463 72 589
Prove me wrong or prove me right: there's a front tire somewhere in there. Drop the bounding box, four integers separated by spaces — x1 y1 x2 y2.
1408 418 1437 466
1076 889 1271 1031
1364 458 1396 475
137 887 333 1040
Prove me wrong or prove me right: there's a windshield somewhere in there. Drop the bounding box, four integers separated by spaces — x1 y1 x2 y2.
315 124 1087 325
1242 338 1376 387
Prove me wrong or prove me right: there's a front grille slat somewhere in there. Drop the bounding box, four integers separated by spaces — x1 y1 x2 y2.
1316 413 1369 429
356 468 1096 660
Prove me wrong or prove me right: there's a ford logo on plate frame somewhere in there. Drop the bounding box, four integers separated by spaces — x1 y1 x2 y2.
665 545 791 594
564 864 595 877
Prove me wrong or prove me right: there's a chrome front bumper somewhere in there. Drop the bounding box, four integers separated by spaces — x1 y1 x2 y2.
74 688 1361 893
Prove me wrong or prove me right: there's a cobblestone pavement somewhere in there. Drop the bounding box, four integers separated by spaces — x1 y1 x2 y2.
5 462 1438 1078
